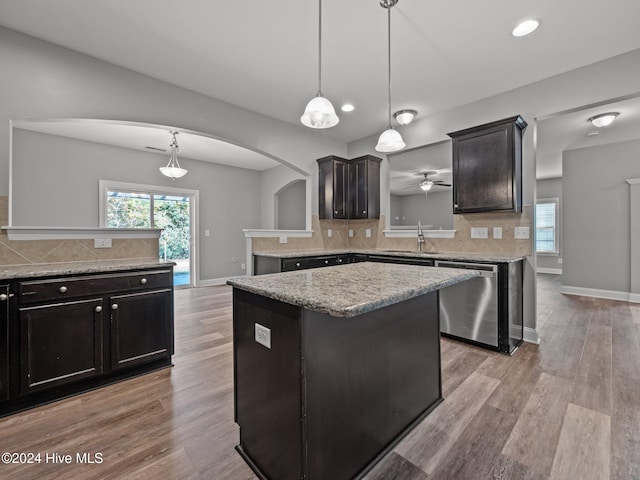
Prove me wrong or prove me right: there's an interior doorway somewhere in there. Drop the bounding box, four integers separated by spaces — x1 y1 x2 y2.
99 180 199 288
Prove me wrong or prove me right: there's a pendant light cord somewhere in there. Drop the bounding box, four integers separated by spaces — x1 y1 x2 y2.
318 0 323 95
386 5 392 128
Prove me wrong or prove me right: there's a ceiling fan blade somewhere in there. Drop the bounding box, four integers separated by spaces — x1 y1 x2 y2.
433 181 452 187
401 183 420 190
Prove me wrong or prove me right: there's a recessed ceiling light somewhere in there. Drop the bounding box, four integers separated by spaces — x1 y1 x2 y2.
341 103 355 112
588 112 619 128
512 19 540 37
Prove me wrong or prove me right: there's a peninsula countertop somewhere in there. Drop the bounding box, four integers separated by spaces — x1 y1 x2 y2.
0 259 175 281
252 248 525 264
227 262 480 318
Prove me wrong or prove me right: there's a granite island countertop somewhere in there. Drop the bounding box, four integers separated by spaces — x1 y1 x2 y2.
252 248 525 264
0 259 176 281
227 262 480 318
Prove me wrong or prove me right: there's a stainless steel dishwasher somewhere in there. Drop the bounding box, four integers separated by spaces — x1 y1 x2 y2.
435 260 500 348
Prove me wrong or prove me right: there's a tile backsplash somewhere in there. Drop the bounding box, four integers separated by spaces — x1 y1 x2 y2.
253 209 533 257
0 196 159 265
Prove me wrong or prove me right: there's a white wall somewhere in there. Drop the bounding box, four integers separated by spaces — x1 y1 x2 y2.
536 178 563 272
276 180 306 230
12 129 261 280
563 139 640 294
0 26 347 226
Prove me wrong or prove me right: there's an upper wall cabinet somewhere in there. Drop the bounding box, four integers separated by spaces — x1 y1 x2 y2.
448 115 527 214
318 155 381 220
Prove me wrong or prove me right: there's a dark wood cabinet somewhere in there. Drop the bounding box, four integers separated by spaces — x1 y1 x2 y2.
110 289 173 370
0 285 11 401
317 155 381 220
19 298 104 395
1 266 174 415
254 253 354 275
448 115 527 213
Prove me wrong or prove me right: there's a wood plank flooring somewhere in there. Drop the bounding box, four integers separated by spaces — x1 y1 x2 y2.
1 274 639 479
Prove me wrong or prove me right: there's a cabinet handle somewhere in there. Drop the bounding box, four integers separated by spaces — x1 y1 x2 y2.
140 278 148 285
334 210 338 215
111 304 118 310
0 294 7 302
296 262 301 267
59 286 68 293
362 210 366 214
325 260 329 264
95 306 102 313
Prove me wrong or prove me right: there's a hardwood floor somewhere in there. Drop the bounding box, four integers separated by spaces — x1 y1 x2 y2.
1 274 639 479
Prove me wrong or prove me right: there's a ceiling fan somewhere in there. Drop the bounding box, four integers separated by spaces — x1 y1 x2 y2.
403 171 452 192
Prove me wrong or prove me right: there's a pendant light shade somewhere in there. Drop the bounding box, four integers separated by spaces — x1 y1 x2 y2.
376 127 406 152
376 0 405 153
301 93 339 129
159 131 187 180
300 0 338 129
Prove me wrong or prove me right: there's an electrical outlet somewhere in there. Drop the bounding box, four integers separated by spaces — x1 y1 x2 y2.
470 227 488 239
365 228 371 238
241 263 246 270
94 238 112 248
255 323 271 349
348 229 354 238
327 229 332 238
204 229 210 237
279 236 288 244
514 226 530 239
493 227 503 239
558 258 563 264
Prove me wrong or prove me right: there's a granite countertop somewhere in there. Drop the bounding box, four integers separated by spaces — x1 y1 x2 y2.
0 259 175 280
227 262 480 318
253 248 525 264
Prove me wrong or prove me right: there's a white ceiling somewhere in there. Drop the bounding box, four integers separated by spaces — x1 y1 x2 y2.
12 119 281 171
1 0 640 176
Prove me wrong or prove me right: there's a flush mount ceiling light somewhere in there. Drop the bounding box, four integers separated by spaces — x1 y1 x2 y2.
588 112 619 128
301 0 339 129
375 0 406 153
159 131 187 180
512 19 540 37
394 109 417 126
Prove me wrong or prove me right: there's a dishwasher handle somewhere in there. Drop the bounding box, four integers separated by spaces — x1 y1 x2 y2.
435 260 498 278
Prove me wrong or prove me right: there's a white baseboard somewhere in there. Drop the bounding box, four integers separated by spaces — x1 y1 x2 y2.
560 285 631 302
536 267 562 275
198 276 234 287
630 293 640 303
523 327 540 345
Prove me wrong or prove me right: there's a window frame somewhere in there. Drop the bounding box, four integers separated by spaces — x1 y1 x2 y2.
535 197 559 255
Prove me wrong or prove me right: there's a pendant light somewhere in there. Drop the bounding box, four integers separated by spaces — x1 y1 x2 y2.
159 131 188 180
300 0 339 129
376 0 405 153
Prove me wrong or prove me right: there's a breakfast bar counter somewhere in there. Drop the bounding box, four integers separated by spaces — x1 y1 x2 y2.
227 262 478 480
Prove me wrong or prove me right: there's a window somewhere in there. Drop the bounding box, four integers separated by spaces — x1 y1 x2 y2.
535 198 559 254
100 180 199 287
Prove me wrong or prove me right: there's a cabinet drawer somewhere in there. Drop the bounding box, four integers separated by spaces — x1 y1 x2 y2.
282 256 340 271
19 269 173 304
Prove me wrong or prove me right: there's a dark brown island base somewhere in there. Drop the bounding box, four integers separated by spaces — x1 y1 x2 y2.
227 262 479 480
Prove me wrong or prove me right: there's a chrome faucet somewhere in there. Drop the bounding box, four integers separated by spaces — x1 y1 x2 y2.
417 220 425 252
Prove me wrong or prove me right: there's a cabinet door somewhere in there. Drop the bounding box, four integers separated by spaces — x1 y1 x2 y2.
19 298 103 395
110 289 173 370
0 285 10 400
349 158 368 219
450 116 525 213
333 160 349 219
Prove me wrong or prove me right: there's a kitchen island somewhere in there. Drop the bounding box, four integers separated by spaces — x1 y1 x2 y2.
227 262 479 480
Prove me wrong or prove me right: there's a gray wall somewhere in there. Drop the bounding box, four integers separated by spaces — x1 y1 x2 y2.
536 177 563 272
563 139 640 292
0 26 346 223
12 129 261 280
390 191 454 229
276 180 306 230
